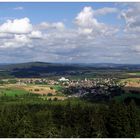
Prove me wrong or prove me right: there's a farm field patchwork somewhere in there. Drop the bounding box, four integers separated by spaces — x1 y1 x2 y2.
0 81 66 101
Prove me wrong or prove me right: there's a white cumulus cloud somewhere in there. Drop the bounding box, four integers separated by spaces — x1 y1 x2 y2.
0 17 33 34
29 31 43 39
120 3 140 32
75 6 118 35
1 34 32 48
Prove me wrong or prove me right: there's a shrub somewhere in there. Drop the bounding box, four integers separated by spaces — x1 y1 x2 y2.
53 97 58 101
34 89 39 91
48 93 53 96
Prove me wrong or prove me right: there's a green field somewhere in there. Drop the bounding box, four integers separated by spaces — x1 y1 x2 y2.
114 93 140 102
0 88 28 97
51 85 63 91
128 72 140 76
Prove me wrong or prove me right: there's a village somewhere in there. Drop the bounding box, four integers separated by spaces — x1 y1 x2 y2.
0 77 123 99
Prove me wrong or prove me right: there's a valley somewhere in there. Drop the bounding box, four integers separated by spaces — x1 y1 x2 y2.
0 62 140 138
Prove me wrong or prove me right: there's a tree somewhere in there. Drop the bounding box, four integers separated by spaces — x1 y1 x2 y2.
127 100 139 137
16 115 33 138
107 100 131 138
95 106 108 138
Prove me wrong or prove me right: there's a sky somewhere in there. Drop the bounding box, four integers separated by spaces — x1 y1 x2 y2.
0 2 140 64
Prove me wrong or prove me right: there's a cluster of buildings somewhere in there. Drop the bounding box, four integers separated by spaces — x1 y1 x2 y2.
15 77 70 86
1 77 118 87
1 77 120 98
63 78 121 97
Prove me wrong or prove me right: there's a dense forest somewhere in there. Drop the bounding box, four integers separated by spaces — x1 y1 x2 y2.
0 97 139 138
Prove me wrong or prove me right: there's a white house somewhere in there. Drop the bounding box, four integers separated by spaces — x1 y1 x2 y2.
59 77 69 82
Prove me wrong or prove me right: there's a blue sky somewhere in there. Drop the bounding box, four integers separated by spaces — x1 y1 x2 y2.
0 3 120 25
0 2 140 64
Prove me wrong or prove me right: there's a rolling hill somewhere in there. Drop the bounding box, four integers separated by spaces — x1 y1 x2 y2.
0 62 140 78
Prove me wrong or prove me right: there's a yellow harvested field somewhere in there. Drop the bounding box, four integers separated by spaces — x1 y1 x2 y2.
122 78 140 88
0 84 56 95
21 85 56 95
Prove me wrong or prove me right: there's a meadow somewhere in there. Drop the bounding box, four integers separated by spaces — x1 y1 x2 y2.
0 88 28 97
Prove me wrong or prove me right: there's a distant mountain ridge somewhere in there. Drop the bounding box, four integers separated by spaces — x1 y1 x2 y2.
0 61 140 78
0 61 140 69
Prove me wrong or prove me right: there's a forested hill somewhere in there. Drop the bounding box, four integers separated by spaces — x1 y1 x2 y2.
1 62 140 78
0 62 90 78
